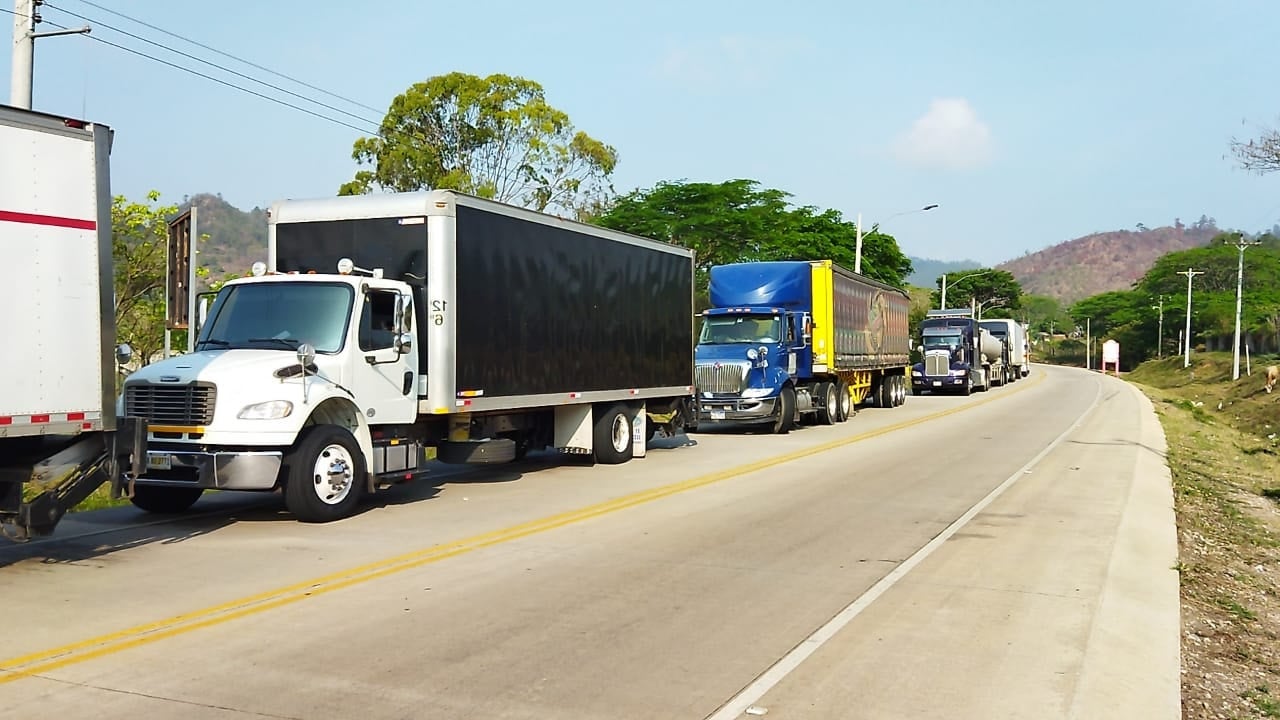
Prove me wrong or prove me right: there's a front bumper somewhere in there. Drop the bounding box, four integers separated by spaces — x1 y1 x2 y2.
137 447 284 490
696 396 777 423
913 375 967 390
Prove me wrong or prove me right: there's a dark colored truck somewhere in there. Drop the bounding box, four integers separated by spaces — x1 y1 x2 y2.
911 309 1005 395
693 260 912 433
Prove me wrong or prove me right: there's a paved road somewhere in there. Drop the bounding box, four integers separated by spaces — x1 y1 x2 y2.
0 365 1179 719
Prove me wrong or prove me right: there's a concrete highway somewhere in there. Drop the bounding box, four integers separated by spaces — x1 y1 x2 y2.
0 364 1180 719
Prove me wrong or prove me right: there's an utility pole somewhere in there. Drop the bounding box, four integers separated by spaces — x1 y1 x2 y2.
1151 297 1164 358
1086 317 1091 370
1231 236 1261 380
939 273 947 309
9 0 90 110
854 212 863 275
1178 268 1204 368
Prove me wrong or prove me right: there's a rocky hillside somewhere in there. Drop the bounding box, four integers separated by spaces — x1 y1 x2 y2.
997 218 1221 303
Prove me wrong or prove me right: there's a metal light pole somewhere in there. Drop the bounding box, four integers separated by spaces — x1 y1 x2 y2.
940 267 995 310
1086 317 1091 370
855 204 938 275
1177 268 1204 368
1151 297 1164 358
1231 237 1261 380
10 0 91 109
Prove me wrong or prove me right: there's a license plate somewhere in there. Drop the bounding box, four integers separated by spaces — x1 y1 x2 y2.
147 454 172 471
710 410 726 420
932 381 942 387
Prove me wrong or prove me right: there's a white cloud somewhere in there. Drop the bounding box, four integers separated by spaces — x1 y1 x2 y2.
893 98 993 171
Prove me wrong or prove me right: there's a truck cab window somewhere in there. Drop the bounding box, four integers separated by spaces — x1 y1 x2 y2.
359 290 398 351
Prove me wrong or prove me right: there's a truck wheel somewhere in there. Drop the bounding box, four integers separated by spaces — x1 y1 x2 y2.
876 379 891 408
772 385 796 434
894 376 906 406
815 382 837 425
963 377 973 396
130 485 203 514
835 381 852 422
284 424 365 523
593 403 634 464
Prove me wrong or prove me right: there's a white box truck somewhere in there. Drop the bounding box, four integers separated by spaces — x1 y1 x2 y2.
118 190 697 524
979 318 1029 380
0 104 145 540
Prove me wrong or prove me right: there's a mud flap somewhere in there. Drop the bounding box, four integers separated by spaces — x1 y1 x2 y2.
631 401 647 458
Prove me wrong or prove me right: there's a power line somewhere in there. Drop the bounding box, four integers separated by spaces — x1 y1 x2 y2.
2 7 380 136
44 2 380 127
64 0 383 115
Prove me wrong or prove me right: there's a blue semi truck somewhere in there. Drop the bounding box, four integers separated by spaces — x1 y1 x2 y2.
911 309 1006 395
693 260 912 434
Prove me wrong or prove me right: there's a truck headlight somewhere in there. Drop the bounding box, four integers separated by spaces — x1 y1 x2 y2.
741 387 773 398
949 369 967 377
238 400 293 419
746 348 758 361
911 370 922 377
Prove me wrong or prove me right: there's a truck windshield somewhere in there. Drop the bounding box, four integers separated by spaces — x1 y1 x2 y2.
699 315 781 344
197 282 354 353
923 332 963 350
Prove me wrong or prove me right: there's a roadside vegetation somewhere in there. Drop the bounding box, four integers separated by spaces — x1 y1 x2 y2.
1126 352 1280 719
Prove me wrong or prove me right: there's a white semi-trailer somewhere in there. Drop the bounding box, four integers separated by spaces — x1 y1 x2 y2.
0 104 144 540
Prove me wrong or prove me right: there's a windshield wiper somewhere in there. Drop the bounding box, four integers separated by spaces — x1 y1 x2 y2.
247 337 300 349
197 338 231 349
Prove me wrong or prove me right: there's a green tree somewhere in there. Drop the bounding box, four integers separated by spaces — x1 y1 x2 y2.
113 191 177 366
339 72 618 217
594 179 913 302
1021 294 1071 335
931 269 1022 317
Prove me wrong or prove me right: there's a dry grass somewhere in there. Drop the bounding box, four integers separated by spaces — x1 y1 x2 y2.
1129 353 1280 719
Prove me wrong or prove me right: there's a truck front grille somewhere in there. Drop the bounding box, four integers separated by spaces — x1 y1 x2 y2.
695 363 748 394
125 383 217 425
924 353 950 377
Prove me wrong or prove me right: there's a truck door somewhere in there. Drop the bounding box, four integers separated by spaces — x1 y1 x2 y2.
351 288 418 424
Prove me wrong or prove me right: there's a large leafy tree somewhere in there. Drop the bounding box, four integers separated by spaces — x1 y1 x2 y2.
339 72 618 217
930 268 1022 317
594 179 913 298
112 191 177 367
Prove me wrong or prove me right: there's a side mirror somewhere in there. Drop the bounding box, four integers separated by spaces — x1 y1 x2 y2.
393 292 412 334
394 332 413 354
116 343 133 366
296 343 316 369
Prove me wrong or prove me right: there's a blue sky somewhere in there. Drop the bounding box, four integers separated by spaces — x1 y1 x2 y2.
6 0 1280 265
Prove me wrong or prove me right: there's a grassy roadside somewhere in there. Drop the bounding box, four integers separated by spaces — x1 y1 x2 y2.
1126 353 1280 719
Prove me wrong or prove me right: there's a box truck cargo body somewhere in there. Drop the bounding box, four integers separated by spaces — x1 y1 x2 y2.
0 104 144 540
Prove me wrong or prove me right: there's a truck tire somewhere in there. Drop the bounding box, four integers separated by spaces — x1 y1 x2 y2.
283 424 365 523
876 379 892 408
894 376 906 406
129 485 203 514
815 382 837 425
593 403 634 464
835 381 852 422
962 376 973 396
772 385 796 434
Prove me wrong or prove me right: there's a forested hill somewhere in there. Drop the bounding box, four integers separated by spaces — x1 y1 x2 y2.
180 193 268 284
995 218 1221 303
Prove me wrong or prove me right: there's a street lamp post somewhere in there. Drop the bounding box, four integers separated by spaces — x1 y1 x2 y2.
854 204 938 275
1231 236 1261 380
1151 297 1164 358
1177 268 1204 368
940 268 996 311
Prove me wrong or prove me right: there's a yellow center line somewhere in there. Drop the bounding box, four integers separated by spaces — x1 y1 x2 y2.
0 370 1047 683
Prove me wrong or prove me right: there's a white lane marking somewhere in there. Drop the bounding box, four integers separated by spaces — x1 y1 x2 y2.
706 371 1106 720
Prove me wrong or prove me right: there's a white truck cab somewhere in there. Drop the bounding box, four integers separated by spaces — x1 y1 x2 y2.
121 262 420 522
